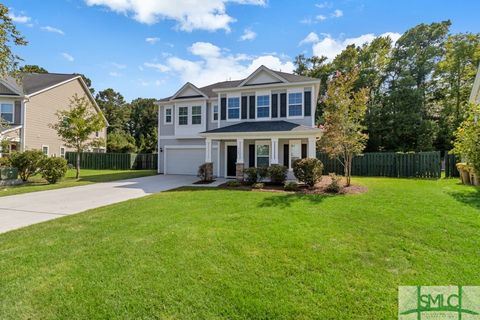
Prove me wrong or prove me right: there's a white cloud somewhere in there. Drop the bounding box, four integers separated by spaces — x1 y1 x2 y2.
299 32 320 46
316 14 327 21
61 52 74 62
311 32 402 60
111 62 127 69
315 2 332 9
42 26 65 35
8 12 31 24
85 0 265 32
145 41 294 87
239 28 257 41
145 37 160 44
109 71 121 77
332 9 343 18
144 62 171 72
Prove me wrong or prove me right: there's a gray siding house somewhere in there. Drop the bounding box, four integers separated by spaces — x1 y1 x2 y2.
156 65 322 178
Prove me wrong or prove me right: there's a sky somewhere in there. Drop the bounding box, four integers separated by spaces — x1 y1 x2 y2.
4 0 480 101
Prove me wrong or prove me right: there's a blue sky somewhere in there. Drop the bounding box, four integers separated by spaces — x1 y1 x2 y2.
4 0 480 101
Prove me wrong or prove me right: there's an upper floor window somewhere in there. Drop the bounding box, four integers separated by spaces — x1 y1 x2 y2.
192 106 202 125
227 97 240 120
1 103 14 123
288 92 303 117
212 104 218 121
178 107 188 125
257 95 270 118
165 107 172 124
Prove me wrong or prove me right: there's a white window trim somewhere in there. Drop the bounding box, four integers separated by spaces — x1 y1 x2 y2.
226 95 241 122
164 106 173 125
287 89 304 119
177 106 189 126
191 105 202 125
254 140 270 167
0 101 15 124
211 104 219 122
255 91 271 120
288 140 302 169
42 145 49 156
60 146 66 158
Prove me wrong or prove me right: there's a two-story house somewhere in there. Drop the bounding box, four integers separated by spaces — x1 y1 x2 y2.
0 73 107 156
156 65 322 179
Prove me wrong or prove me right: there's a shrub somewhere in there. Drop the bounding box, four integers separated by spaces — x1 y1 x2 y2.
284 181 299 191
197 163 213 182
40 157 68 184
325 173 342 193
257 167 269 182
0 157 11 167
226 180 241 187
292 158 324 188
268 164 288 184
9 150 46 181
252 182 264 189
243 167 258 185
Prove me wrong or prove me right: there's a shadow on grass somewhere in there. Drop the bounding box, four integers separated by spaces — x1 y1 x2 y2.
447 186 480 211
75 171 156 183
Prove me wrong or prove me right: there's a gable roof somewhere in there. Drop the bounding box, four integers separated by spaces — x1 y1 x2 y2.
0 73 80 96
158 66 319 102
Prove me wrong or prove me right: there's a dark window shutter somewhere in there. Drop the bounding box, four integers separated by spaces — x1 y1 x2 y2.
249 144 255 167
301 144 307 158
241 96 248 119
220 97 227 120
271 94 278 118
304 91 312 117
249 96 255 119
283 144 289 167
280 93 287 117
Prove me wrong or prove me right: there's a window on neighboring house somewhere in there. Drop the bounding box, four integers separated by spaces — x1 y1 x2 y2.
178 107 188 125
256 95 270 118
256 143 269 167
165 107 172 124
95 131 99 137
42 145 49 156
212 104 218 121
192 106 202 125
60 147 66 158
227 97 240 120
0 103 14 123
288 92 303 117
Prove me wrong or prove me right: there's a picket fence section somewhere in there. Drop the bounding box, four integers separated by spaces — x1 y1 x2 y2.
317 151 442 178
65 152 157 170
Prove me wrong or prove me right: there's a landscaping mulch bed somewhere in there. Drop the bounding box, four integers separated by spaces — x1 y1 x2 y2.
219 175 368 195
193 180 217 185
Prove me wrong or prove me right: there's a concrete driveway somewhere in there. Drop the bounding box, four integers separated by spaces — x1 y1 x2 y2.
0 174 197 234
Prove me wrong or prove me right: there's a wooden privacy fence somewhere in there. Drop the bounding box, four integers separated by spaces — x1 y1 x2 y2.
65 152 157 170
316 151 442 178
444 153 460 178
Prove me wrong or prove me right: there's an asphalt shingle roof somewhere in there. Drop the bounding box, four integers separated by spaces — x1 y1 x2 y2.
0 73 79 96
202 120 321 134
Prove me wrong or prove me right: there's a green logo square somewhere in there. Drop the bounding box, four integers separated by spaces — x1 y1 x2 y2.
399 286 480 319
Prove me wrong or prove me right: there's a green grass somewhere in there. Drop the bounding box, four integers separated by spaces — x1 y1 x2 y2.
0 177 479 319
0 169 156 197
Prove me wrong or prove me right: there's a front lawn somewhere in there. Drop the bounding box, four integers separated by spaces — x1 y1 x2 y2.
0 169 156 197
0 178 478 319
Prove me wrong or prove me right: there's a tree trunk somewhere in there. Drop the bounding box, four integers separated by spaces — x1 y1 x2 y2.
75 149 81 179
345 154 352 187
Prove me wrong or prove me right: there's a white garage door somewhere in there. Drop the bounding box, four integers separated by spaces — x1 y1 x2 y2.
165 147 218 175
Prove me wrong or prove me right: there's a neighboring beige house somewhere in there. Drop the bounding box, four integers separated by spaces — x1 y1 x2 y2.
0 73 107 156
470 63 480 104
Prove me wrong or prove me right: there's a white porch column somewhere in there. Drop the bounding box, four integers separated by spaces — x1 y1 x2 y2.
308 137 316 158
236 138 244 163
271 138 279 164
205 138 212 162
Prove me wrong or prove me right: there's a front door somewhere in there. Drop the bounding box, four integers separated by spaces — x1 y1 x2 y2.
227 145 237 177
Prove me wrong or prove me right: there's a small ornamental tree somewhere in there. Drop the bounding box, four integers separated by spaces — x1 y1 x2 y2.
50 94 105 179
320 68 369 186
451 103 480 174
